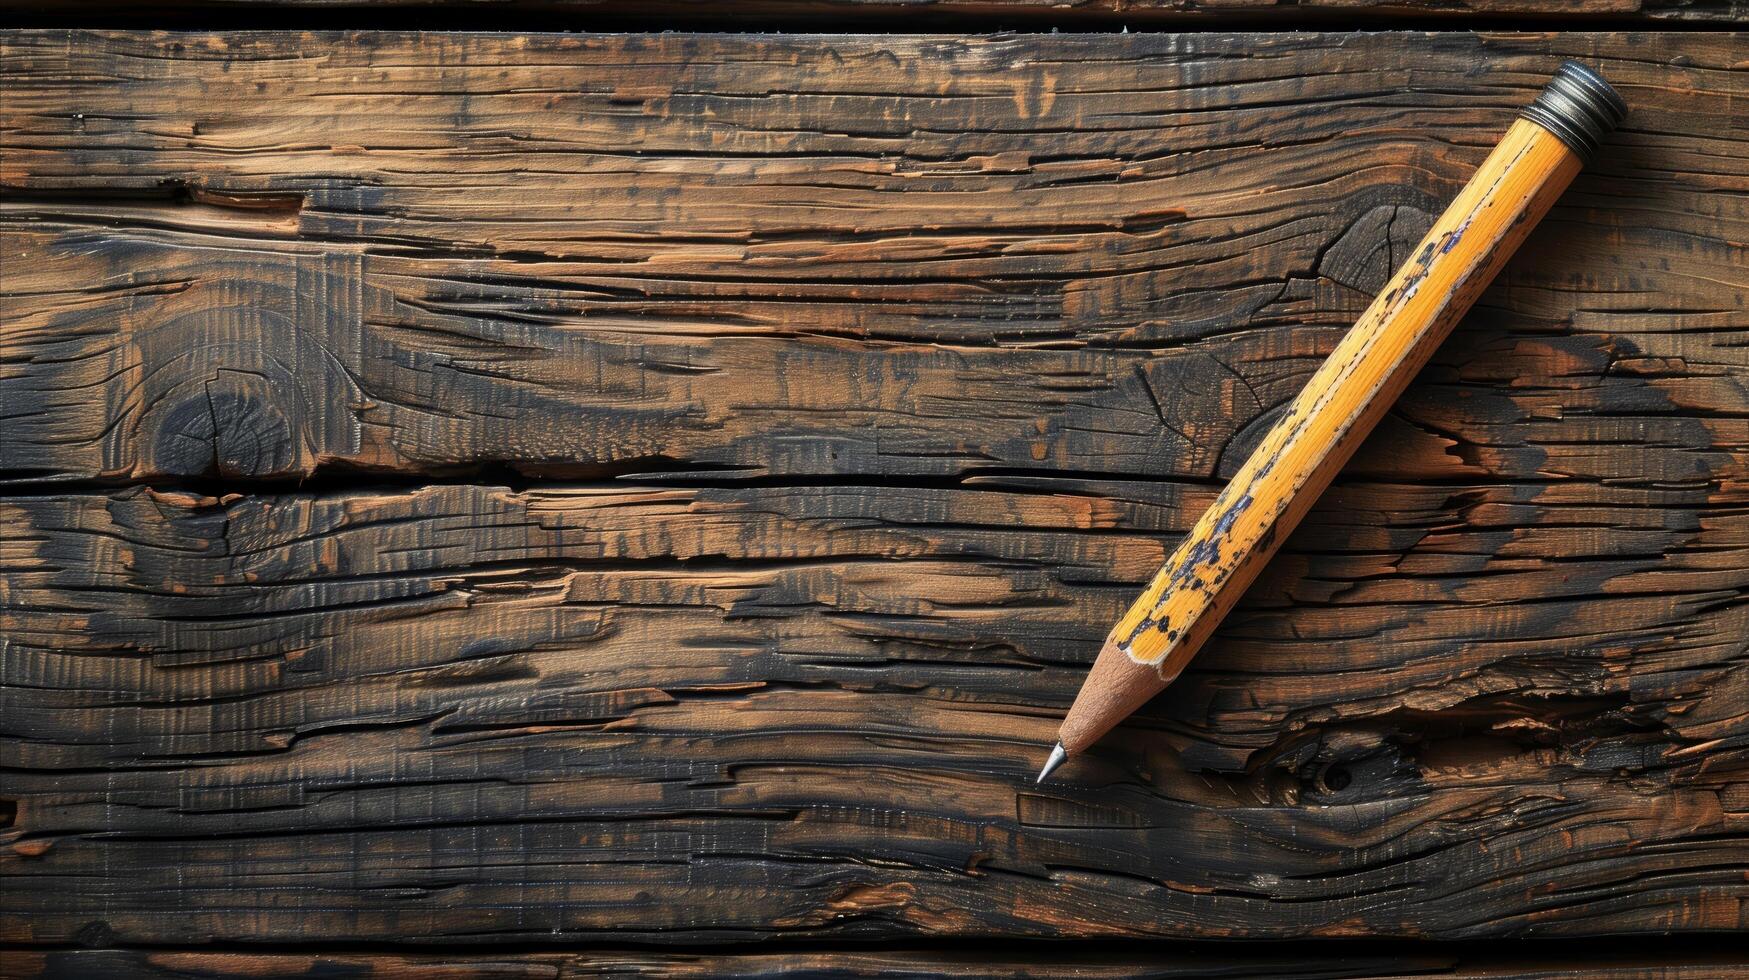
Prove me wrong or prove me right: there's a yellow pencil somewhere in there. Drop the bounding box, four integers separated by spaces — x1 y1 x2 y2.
1040 62 1627 782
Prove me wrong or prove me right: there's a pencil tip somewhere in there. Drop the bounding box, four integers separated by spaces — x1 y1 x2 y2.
1035 743 1067 784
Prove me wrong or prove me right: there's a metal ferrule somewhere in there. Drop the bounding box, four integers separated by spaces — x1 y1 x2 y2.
1519 61 1628 161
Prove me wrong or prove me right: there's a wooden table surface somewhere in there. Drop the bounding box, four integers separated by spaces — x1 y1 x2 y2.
1 15 1746 979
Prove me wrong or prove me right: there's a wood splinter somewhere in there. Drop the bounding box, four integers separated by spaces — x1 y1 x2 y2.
1042 62 1629 782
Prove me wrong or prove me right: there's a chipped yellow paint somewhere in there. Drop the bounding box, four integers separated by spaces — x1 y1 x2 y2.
1111 119 1585 681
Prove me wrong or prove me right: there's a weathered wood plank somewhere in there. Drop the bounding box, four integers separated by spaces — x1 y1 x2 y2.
2 32 1743 488
2 476 1746 943
6 0 1746 24
13 946 1749 980
2 29 1746 948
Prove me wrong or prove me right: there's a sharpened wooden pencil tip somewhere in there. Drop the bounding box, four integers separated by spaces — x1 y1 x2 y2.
1035 743 1067 783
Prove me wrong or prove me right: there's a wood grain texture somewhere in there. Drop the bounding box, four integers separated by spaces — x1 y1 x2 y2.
12 946 1749 979
3 33 1743 490
3 477 1748 942
1 29 1747 948
4 0 1744 24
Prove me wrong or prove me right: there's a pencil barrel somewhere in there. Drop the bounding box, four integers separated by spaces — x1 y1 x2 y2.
1059 65 1626 756
1118 122 1580 679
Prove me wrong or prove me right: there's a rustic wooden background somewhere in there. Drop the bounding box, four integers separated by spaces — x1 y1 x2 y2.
1 16 1746 980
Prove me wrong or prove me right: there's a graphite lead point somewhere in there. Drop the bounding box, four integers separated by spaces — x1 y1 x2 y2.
1035 743 1068 784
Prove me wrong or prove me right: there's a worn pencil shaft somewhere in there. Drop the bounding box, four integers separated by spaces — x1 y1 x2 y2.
1049 65 1626 769
1113 121 1579 684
